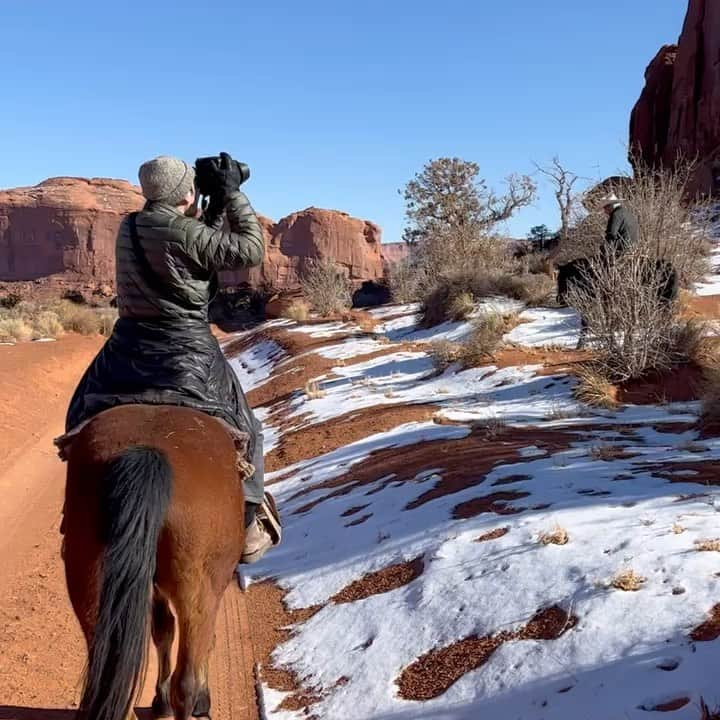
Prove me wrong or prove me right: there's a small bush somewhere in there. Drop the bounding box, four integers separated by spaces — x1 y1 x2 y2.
430 312 515 370
459 313 509 366
0 292 23 309
11 300 39 319
611 569 645 592
573 363 618 409
448 292 475 321
51 300 102 335
695 539 720 553
301 259 351 317
430 340 461 372
567 256 709 383
389 257 427 304
589 443 630 461
539 525 569 546
33 310 65 339
420 269 497 328
282 300 310 323
0 318 33 343
304 380 326 399
495 273 555 306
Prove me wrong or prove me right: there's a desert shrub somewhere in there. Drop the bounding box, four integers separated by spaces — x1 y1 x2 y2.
430 312 513 370
282 300 310 323
447 292 475 322
10 300 40 319
389 257 428 303
420 265 499 328
33 310 65 339
0 318 33 343
301 258 351 317
459 313 510 366
51 300 103 335
573 363 618 409
430 340 461 372
567 256 706 383
494 273 555 306
0 292 23 309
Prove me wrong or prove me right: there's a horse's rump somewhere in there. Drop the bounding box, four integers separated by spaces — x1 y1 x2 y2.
62 404 246 720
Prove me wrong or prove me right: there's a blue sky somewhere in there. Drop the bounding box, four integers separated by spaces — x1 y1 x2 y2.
0 1 687 242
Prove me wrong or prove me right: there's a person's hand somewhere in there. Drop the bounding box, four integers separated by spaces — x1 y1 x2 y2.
217 152 244 199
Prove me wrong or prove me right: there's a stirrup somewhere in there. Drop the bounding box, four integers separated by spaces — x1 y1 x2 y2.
257 492 282 546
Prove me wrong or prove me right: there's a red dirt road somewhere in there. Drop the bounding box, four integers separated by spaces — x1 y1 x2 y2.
0 336 259 720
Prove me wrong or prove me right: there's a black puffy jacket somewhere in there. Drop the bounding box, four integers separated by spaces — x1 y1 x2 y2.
66 192 265 442
604 204 639 257
116 191 264 321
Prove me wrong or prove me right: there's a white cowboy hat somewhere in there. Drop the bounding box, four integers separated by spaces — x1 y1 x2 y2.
599 192 621 207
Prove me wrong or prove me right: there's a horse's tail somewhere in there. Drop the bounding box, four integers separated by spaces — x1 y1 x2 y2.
78 446 172 720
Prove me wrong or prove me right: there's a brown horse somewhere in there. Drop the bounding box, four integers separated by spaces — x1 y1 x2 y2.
61 404 246 720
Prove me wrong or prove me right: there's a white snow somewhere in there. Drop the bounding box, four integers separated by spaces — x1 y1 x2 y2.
229 298 720 720
505 307 582 348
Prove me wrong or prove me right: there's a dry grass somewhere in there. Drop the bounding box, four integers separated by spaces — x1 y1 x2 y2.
458 313 510 366
494 272 556 307
672 523 686 535
430 312 516 371
0 317 34 344
545 402 576 421
33 310 65 339
611 569 646 592
50 300 117 336
282 300 310 323
304 380 326 400
473 416 507 438
538 525 569 546
573 363 618 409
429 340 460 372
589 443 629 461
695 539 720 553
301 258 351 317
0 300 117 342
448 292 475 321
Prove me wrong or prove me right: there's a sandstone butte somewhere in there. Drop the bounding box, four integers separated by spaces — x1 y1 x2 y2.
630 0 720 196
0 176 398 292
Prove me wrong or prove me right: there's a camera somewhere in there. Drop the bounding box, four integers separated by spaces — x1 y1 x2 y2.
194 154 251 197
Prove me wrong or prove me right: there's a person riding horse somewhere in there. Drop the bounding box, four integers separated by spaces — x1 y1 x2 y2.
62 153 281 564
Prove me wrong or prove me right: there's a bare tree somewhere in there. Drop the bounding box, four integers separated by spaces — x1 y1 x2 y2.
535 157 581 244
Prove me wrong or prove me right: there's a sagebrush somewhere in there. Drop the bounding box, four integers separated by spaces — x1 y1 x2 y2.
301 258 351 317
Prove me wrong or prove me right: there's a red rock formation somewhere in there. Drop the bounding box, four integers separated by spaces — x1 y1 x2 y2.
0 179 385 295
219 207 384 290
629 45 678 168
0 178 144 283
380 242 409 268
630 0 720 195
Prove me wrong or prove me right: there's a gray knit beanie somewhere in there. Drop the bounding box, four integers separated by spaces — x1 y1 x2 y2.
138 156 196 205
